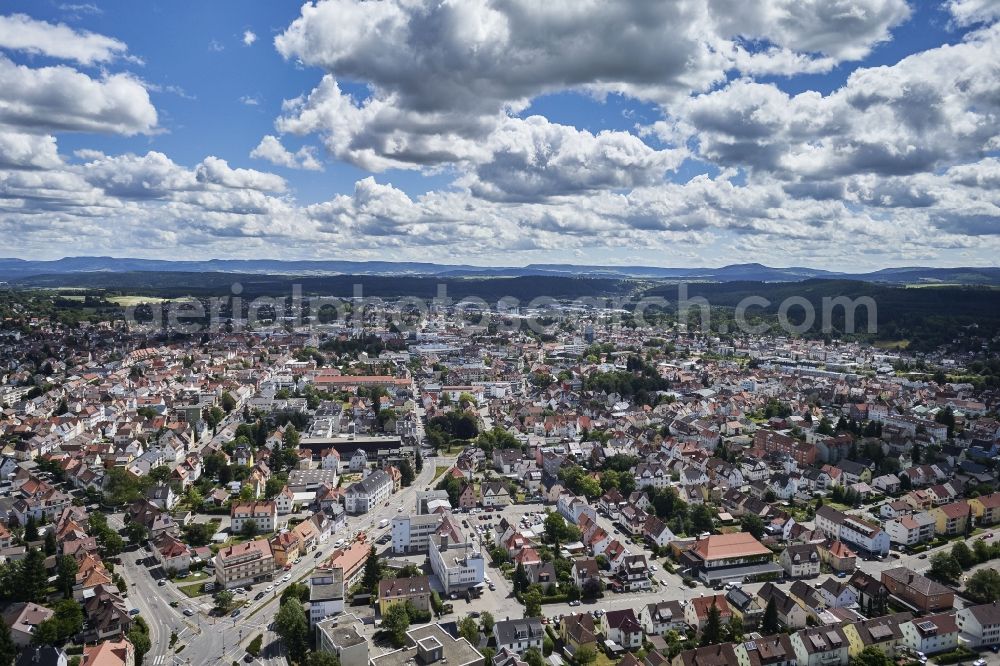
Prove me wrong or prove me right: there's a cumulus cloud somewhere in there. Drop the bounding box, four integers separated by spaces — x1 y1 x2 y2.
250 135 323 171
271 0 915 170
947 0 1000 26
242 30 257 46
676 24 1000 181
195 156 286 192
0 132 62 169
0 13 129 65
0 55 157 135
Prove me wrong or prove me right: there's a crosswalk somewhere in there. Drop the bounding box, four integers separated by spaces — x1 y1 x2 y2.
150 654 167 665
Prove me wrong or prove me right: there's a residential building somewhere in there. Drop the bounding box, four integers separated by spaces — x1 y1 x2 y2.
214 538 275 590
815 506 889 556
310 565 345 624
560 613 597 658
790 626 850 666
315 615 368 666
881 567 954 613
371 623 483 666
901 613 959 655
344 469 393 514
493 618 544 656
779 544 821 579
672 643 739 666
602 609 643 649
735 634 796 666
428 520 485 594
81 639 135 666
957 603 1000 648
230 500 277 534
392 513 443 554
378 575 431 616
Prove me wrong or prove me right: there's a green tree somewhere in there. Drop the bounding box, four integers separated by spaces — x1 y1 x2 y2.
762 597 779 634
966 569 1000 603
21 547 48 603
689 504 715 535
574 645 597 666
700 600 723 646
382 603 411 648
513 563 529 595
242 519 258 538
726 614 745 642
480 611 495 636
57 555 78 598
281 583 311 605
128 623 151 666
214 590 234 613
220 392 237 413
524 648 544 666
459 615 480 645
125 521 149 548
850 646 893 666
523 589 542 618
275 600 310 664
0 618 15 666
544 512 568 550
362 546 380 594
23 515 38 542
306 652 341 666
929 552 962 584
399 458 415 487
952 541 976 569
740 514 765 540
44 529 57 556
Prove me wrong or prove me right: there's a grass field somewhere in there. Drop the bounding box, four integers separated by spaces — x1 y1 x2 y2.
432 466 450 482
107 295 182 306
177 582 207 598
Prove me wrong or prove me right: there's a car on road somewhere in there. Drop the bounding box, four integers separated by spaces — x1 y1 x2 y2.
183 609 195 617
569 600 581 607
129 609 140 616
244 655 255 663
314 551 323 559
266 585 274 592
488 584 496 591
157 580 167 587
231 609 241 618
469 611 480 618
255 592 266 601
282 573 292 582
918 553 928 559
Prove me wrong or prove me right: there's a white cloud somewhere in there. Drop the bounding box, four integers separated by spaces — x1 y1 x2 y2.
243 30 257 46
676 24 1000 181
239 94 261 106
0 132 62 169
0 55 157 135
209 40 224 52
0 13 129 66
194 156 286 192
250 135 323 171
947 0 1000 26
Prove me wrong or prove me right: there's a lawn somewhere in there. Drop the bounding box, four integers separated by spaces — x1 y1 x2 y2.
594 651 616 666
432 466 450 482
178 582 208 598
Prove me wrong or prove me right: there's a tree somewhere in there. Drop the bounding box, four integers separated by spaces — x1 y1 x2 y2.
513 563 529 594
44 529 57 556
762 597 779 635
220 392 237 413
952 541 976 569
700 601 723 646
275 599 310 664
524 648 544 666
544 512 568 550
23 515 38 542
726 614 745 642
480 611 495 636
281 583 310 605
399 458 415 487
459 615 480 646
929 552 962 584
966 569 1000 603
57 555 78 598
689 504 715 535
523 589 542 618
850 646 893 666
214 590 234 613
740 514 765 540
22 547 48 603
574 645 597 666
362 546 380 594
127 625 151 666
242 519 258 538
382 603 411 648
306 652 341 666
0 619 15 666
125 521 149 548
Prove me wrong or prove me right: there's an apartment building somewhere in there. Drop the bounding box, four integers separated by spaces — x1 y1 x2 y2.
214 538 275 590
344 469 392 515
815 506 890 556
428 519 485 594
391 513 443 554
230 500 278 534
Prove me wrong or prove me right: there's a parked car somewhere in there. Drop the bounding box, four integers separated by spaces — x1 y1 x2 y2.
183 609 195 617
254 592 265 601
569 600 581 607
157 580 167 587
230 609 241 618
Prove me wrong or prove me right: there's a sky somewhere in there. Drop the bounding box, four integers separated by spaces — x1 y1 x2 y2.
0 0 998 269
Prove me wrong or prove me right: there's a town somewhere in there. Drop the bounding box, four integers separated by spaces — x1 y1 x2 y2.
1 296 999 666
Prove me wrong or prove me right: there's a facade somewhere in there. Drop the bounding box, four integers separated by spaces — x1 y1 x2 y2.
344 469 393 514
901 613 959 655
428 530 485 594
391 513 443 554
815 506 890 556
881 567 954 613
378 575 432 616
309 565 345 624
493 619 544 656
957 603 1000 648
790 626 850 666
779 544 821 579
230 500 277 534
214 538 275 590
735 635 796 666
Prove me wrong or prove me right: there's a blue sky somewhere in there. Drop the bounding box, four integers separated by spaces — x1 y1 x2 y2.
0 1 997 267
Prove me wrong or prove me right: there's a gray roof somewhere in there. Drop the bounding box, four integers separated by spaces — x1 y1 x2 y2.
494 618 544 645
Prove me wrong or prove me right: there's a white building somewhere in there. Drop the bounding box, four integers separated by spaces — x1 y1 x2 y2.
344 469 392 515
391 514 443 554
428 519 484 594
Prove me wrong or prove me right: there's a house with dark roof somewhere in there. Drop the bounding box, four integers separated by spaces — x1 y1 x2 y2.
779 544 820 579
881 567 954 612
493 619 543 656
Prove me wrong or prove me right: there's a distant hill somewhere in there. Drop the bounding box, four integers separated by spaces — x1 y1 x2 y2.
2 256 999 285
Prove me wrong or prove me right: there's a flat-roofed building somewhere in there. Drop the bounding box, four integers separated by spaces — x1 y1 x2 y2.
371 623 483 666
392 514 443 554
315 614 368 666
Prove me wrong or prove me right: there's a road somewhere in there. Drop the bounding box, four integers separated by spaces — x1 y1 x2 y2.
132 449 447 666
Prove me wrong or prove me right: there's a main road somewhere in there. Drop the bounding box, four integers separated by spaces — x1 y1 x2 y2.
131 449 448 666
